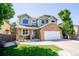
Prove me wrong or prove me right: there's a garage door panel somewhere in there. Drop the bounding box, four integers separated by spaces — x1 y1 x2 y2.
44 31 61 40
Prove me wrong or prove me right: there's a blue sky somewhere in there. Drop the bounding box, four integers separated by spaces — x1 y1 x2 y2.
10 3 79 25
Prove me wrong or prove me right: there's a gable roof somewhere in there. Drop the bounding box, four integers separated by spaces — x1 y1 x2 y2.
16 13 58 28
17 13 32 19
16 22 58 29
5 21 10 25
17 13 57 21
39 22 57 28
39 15 51 18
3 20 11 25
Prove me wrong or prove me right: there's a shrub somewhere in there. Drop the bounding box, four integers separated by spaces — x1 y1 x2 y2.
2 45 58 56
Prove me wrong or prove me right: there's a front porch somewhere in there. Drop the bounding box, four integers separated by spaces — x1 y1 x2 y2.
29 29 41 41
16 28 41 42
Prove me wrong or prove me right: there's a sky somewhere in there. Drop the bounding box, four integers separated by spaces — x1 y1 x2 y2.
10 3 79 25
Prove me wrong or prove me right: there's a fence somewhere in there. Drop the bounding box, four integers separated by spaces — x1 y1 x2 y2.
0 34 16 43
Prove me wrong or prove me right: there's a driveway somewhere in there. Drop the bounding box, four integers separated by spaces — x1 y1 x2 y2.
52 40 79 56
19 40 79 56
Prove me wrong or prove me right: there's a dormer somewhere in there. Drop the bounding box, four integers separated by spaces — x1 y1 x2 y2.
17 13 32 26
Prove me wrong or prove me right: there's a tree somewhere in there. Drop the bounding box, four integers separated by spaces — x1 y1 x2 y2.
0 3 15 26
58 9 74 38
59 23 68 39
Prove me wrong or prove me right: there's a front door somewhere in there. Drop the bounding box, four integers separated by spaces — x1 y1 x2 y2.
32 30 39 39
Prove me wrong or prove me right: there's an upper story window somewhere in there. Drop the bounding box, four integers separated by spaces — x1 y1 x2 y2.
46 20 48 23
51 20 55 22
22 19 28 25
32 20 36 22
41 20 44 24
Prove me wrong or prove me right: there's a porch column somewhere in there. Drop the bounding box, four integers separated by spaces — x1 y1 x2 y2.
29 29 32 40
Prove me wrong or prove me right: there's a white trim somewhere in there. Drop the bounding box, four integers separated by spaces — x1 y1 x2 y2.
16 25 39 29
21 18 29 25
17 23 56 29
44 31 61 40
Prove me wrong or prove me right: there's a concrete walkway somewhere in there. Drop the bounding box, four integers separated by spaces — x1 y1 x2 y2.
18 40 79 56
51 40 79 56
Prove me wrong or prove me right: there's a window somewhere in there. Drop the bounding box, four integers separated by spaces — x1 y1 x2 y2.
5 30 9 34
32 20 36 22
22 19 28 25
42 20 44 24
46 20 48 23
23 29 28 35
51 20 55 22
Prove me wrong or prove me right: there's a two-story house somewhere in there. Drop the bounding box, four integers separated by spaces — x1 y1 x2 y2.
16 13 62 41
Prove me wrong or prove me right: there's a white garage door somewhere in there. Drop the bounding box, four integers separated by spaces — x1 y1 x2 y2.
44 31 61 40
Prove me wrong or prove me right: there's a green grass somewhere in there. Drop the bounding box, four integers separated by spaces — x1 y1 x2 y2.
18 44 61 52
2 44 61 56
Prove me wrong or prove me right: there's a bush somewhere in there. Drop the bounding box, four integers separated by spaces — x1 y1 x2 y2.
0 43 4 56
69 35 77 40
2 45 58 56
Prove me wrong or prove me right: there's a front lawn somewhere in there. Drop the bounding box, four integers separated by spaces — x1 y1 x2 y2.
2 44 61 56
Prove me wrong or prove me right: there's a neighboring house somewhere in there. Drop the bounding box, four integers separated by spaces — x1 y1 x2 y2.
11 22 16 35
74 25 79 35
0 20 11 35
16 14 62 41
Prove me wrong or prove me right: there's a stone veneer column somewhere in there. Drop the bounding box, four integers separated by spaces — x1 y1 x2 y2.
29 29 33 40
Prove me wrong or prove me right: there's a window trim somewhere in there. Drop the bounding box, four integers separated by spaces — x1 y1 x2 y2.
41 20 45 24
46 19 49 23
21 18 29 25
21 29 29 36
32 20 36 23
51 20 55 22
